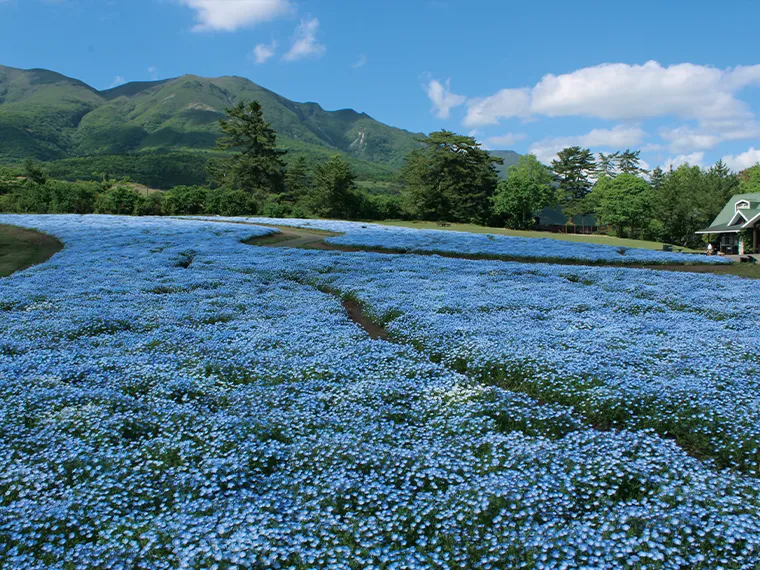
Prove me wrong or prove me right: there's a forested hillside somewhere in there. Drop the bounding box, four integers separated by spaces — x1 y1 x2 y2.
0 65 418 178
0 64 523 189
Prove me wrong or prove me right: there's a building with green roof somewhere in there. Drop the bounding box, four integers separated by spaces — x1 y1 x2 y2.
696 193 760 255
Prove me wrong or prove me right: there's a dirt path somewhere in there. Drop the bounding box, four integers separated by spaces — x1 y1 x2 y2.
243 227 337 249
234 220 760 278
341 299 389 340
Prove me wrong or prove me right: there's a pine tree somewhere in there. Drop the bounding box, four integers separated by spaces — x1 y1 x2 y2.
306 155 362 219
550 146 597 203
284 156 310 203
596 152 619 179
617 149 649 176
709 159 730 178
402 130 502 224
209 100 287 197
650 166 664 191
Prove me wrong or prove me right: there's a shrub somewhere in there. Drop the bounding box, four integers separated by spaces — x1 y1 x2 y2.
95 186 141 215
205 188 257 217
49 180 99 214
134 193 166 216
164 186 208 216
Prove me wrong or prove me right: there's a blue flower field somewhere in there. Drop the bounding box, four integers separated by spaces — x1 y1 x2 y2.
202 217 729 265
1 215 759 569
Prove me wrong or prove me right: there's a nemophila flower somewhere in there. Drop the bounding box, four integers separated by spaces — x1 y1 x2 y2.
203 216 730 265
0 214 759 569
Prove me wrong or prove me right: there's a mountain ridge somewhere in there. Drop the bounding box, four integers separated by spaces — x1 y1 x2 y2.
0 64 422 168
0 64 520 188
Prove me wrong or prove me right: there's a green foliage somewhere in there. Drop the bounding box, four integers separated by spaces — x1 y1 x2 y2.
0 167 22 196
95 186 141 215
44 152 211 189
210 101 287 197
361 193 407 220
551 146 597 205
134 192 166 216
595 152 619 179
284 156 310 202
588 174 653 238
23 158 48 185
492 154 556 229
651 162 737 246
650 166 664 191
205 188 257 216
739 163 760 191
163 186 208 216
617 149 649 176
47 179 99 214
259 196 292 218
402 130 502 224
0 65 422 181
306 155 363 219
0 176 100 214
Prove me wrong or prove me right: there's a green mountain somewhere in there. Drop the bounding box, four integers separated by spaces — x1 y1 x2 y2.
0 64 521 189
489 150 521 178
0 65 421 178
0 66 103 161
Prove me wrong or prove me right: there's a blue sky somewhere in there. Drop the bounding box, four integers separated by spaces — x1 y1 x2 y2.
2 0 760 171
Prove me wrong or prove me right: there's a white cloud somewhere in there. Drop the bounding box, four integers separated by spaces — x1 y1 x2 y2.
424 78 466 120
147 66 158 80
464 88 531 127
722 147 760 171
464 61 760 127
251 41 277 64
282 17 326 61
659 120 760 153
662 152 704 170
485 132 528 148
178 0 291 32
352 54 367 69
659 126 720 153
529 125 646 164
108 75 125 88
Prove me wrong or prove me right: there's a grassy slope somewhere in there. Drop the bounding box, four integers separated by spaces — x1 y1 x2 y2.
0 224 63 277
377 220 702 252
0 66 104 161
78 74 421 167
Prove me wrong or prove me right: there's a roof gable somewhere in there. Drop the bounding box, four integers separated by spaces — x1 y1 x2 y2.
705 193 760 230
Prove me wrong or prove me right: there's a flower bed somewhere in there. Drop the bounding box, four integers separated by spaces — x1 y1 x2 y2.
308 250 760 473
206 217 730 265
0 215 758 569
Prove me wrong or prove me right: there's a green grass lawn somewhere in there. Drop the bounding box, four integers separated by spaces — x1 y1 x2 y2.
672 263 760 279
0 224 63 277
377 220 702 253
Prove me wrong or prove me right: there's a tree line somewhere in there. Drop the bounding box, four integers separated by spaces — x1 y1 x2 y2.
402 140 748 248
540 147 741 248
0 101 403 220
1 99 757 248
